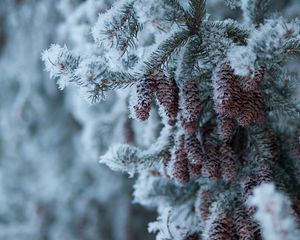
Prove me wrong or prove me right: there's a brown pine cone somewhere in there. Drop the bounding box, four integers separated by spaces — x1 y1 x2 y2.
196 189 215 222
219 144 237 183
239 66 265 92
213 61 240 117
134 74 157 120
179 79 201 134
234 205 255 240
156 71 179 125
185 134 204 165
201 144 221 180
217 115 236 142
266 128 280 162
207 212 235 240
170 138 190 184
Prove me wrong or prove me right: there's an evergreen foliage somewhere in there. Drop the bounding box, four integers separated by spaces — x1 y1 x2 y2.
42 0 300 239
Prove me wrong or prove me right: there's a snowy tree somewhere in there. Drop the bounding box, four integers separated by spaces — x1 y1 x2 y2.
41 0 300 239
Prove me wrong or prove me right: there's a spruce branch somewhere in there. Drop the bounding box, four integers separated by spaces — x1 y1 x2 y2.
241 0 272 25
42 47 136 103
42 44 81 89
247 126 277 163
99 126 173 176
186 0 206 34
284 39 300 58
176 36 201 82
144 29 190 71
163 0 189 24
92 0 142 54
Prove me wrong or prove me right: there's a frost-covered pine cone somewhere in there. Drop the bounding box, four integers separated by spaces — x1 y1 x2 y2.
201 144 221 180
255 162 273 185
185 134 204 165
239 65 266 92
219 144 237 183
291 127 300 184
156 70 179 125
196 189 215 222
184 134 204 176
207 212 235 240
134 74 157 121
179 79 201 134
170 137 190 184
217 115 236 142
236 90 265 127
213 61 240 116
234 205 255 240
213 61 266 128
266 128 281 162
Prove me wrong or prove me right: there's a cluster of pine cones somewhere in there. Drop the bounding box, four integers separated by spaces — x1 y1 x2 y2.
133 69 201 134
131 62 300 240
213 61 266 142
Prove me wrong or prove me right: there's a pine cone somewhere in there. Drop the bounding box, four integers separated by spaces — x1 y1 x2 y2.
219 144 237 183
156 71 179 125
201 144 221 180
237 90 265 127
185 134 204 165
242 163 273 215
189 162 202 177
266 128 280 161
133 74 157 121
254 228 263 240
207 212 235 240
179 113 198 135
196 189 215 222
254 66 266 85
291 128 300 159
234 205 255 240
185 132 203 176
242 175 257 201
256 162 273 184
179 79 201 134
217 115 236 142
213 61 266 127
239 66 265 92
170 138 190 184
213 61 240 116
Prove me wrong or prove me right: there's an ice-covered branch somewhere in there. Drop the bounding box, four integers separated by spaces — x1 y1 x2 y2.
92 0 142 55
99 126 173 176
42 44 135 103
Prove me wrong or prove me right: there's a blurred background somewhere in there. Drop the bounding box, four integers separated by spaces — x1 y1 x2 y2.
0 0 156 239
0 0 299 240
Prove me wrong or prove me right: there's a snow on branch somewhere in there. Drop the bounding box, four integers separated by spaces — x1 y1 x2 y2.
228 17 300 76
42 44 81 89
144 29 190 71
248 183 300 240
42 44 135 103
99 126 173 176
241 0 272 25
92 0 142 55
